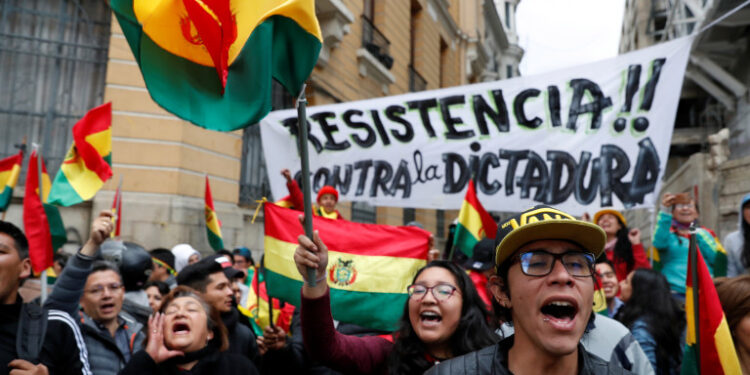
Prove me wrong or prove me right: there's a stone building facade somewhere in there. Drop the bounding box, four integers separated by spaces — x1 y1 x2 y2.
619 0 750 241
0 0 522 257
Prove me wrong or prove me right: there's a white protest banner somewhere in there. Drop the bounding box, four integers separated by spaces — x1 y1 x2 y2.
261 36 693 215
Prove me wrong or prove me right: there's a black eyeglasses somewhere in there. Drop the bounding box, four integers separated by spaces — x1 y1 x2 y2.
514 250 595 277
407 284 459 302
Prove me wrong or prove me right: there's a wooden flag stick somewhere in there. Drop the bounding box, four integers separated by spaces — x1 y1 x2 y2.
111 175 123 238
296 85 317 286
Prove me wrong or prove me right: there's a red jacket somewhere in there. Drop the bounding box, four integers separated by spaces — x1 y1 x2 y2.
605 242 651 281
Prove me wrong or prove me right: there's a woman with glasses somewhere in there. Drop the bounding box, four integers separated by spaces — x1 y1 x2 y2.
653 193 726 299
616 269 684 375
294 231 498 374
592 209 650 281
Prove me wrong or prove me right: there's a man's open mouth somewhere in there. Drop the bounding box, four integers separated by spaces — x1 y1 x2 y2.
540 300 578 326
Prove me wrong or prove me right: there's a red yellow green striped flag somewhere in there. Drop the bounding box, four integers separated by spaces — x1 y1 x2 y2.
23 151 66 273
0 151 23 212
263 203 431 331
110 0 322 131
452 180 497 258
48 103 112 206
205 176 223 251
681 246 741 375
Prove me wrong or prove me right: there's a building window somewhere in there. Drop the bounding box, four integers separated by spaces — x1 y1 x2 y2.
361 1 392 69
239 80 293 206
507 65 514 78
0 1 111 178
403 208 416 225
351 201 377 223
436 209 445 238
505 2 512 29
439 38 448 88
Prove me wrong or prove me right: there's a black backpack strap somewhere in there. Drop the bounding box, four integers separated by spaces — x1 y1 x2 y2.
16 302 49 363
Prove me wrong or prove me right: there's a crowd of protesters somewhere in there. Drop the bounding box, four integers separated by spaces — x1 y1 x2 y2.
2 186 750 374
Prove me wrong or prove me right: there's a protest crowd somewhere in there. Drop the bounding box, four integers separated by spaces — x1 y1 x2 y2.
3 171 750 375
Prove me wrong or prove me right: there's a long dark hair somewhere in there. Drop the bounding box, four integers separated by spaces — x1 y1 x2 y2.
616 269 684 374
613 219 635 270
387 260 499 375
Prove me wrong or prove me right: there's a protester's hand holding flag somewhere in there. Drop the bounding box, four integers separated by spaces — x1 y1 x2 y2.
264 204 430 331
110 0 322 131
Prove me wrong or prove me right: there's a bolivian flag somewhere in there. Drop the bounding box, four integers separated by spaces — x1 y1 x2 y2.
23 151 66 273
110 0 322 131
240 267 294 336
264 203 430 331
0 151 23 212
452 180 497 257
681 247 741 375
205 176 224 251
48 103 112 206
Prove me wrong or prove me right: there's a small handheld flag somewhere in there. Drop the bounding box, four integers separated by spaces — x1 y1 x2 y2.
0 151 23 212
48 102 113 206
451 180 497 259
23 150 66 273
205 176 224 251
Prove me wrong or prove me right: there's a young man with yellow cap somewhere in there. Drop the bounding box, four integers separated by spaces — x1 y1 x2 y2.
427 205 631 374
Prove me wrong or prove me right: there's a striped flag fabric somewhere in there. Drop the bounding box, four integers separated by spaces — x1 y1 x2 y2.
264 203 431 331
681 246 741 375
0 151 23 212
240 268 295 336
48 102 112 206
452 180 497 257
110 0 322 131
204 176 223 251
23 151 66 273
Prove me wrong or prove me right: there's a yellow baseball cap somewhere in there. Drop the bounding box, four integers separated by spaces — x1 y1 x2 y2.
494 205 606 266
592 209 627 227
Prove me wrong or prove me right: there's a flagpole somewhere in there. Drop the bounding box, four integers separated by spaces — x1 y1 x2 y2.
688 222 700 373
34 143 48 303
111 175 123 238
296 85 317 286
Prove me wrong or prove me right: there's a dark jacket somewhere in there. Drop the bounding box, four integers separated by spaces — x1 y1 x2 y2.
44 252 146 375
0 298 92 375
119 348 258 375
426 336 632 375
222 308 260 366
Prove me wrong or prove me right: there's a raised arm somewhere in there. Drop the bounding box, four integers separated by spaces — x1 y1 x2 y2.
44 211 113 316
295 227 392 374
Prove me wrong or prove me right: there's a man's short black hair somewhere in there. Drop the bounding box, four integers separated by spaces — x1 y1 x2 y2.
176 258 224 292
92 260 122 278
0 221 29 259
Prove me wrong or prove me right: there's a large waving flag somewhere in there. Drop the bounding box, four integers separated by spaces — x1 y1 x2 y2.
681 247 741 374
110 0 322 131
264 203 430 331
205 176 224 251
0 151 23 212
48 103 112 206
23 151 66 273
452 180 497 258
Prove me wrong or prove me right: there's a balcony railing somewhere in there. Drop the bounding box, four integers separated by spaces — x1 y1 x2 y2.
409 65 427 92
361 15 393 69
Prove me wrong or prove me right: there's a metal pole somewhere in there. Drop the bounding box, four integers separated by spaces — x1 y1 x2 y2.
296 85 317 286
35 144 48 303
688 223 700 373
